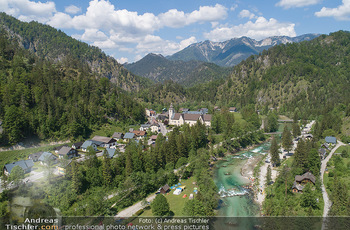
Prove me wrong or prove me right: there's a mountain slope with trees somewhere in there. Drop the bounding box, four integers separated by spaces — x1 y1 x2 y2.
124 53 231 87
0 30 146 145
0 13 151 91
187 31 350 118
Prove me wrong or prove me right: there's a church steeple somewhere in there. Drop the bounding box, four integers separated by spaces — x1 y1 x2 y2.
169 103 175 120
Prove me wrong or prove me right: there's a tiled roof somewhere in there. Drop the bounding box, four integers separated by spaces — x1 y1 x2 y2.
132 130 146 136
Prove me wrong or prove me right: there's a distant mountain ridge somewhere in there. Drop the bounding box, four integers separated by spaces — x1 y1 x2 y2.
168 34 320 66
124 53 230 87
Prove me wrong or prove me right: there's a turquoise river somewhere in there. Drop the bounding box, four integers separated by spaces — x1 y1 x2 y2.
214 142 271 217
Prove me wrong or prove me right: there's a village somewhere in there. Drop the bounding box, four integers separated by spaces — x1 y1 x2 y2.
1 104 214 190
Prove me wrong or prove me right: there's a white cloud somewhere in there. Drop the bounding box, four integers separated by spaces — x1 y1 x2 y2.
134 55 143 62
81 29 108 42
158 4 227 28
0 0 229 61
211 21 219 28
205 17 296 41
239 10 256 19
117 57 128 64
135 36 197 56
65 5 81 15
0 0 56 22
93 39 118 49
315 0 350 20
179 36 197 49
230 4 238 11
276 0 321 9
48 12 72 28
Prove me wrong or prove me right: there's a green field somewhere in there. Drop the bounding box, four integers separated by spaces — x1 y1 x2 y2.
335 145 350 154
90 123 126 138
140 177 198 217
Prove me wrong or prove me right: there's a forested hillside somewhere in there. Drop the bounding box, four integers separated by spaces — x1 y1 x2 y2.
214 31 350 117
0 13 150 91
0 32 146 145
125 53 231 87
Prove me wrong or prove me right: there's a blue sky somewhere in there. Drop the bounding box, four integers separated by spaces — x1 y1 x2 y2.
1 0 350 63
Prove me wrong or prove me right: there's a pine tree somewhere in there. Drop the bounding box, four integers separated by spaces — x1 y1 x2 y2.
270 136 280 167
293 139 308 172
329 176 349 216
71 161 81 194
307 148 321 176
282 126 293 153
292 122 301 137
266 165 272 185
102 152 112 186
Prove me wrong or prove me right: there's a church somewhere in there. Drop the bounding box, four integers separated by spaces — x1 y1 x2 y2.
168 103 212 127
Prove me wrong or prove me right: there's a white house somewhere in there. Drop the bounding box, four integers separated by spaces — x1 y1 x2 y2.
168 103 212 127
81 140 98 152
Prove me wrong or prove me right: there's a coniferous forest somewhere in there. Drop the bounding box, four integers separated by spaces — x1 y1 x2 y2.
0 31 146 144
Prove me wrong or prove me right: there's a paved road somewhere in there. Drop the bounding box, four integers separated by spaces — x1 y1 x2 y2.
321 140 345 217
115 194 156 217
26 171 45 182
159 122 168 136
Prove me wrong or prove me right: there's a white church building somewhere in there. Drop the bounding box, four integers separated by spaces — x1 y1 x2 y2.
168 103 212 127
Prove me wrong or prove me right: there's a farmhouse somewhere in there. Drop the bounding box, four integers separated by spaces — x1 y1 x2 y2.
91 135 117 148
38 151 57 165
319 148 327 160
123 132 135 142
292 172 316 193
28 152 43 162
4 159 34 176
72 141 84 150
132 130 147 139
325 136 337 145
140 124 151 131
150 123 160 133
58 146 78 159
112 132 124 141
81 140 98 152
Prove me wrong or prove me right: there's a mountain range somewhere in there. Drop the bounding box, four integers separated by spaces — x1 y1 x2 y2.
125 34 320 86
168 34 320 67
